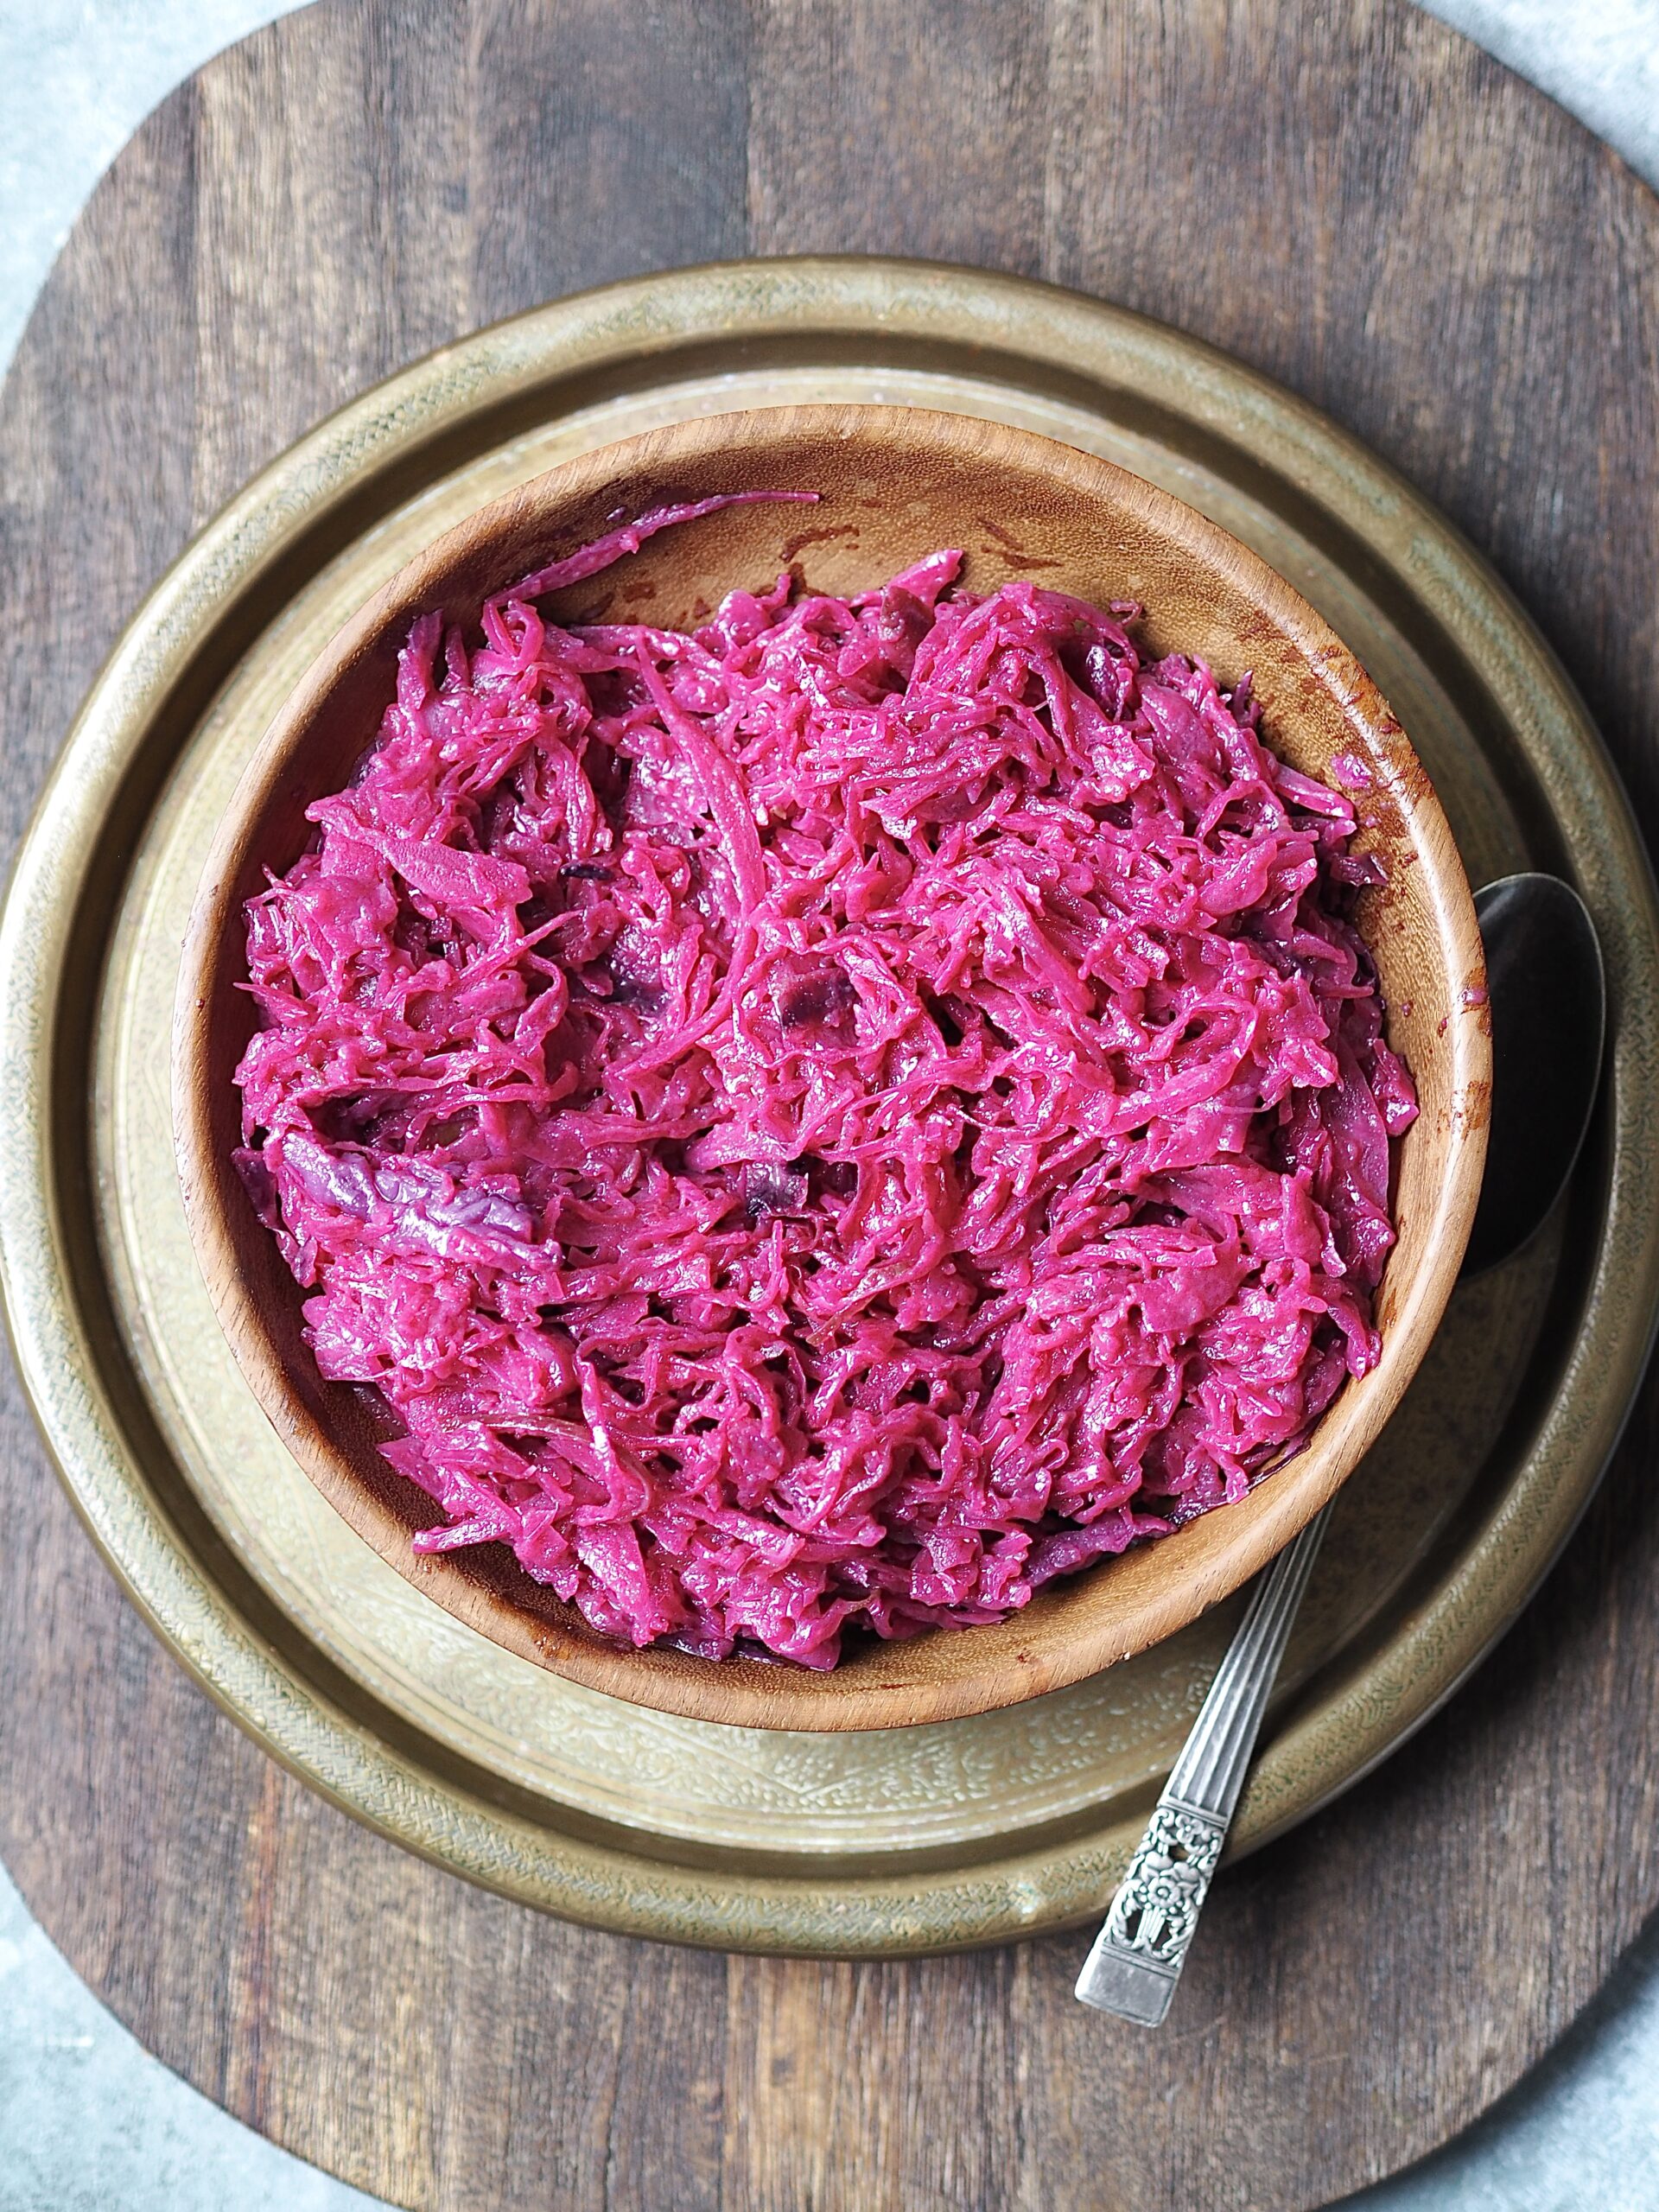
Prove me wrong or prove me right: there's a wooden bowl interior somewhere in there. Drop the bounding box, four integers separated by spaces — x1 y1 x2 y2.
175 405 1489 1731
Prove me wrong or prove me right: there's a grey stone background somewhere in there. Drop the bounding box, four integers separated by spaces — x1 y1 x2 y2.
2 3 1656 2206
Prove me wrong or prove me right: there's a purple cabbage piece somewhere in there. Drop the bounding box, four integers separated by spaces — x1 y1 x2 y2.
234 509 1415 1668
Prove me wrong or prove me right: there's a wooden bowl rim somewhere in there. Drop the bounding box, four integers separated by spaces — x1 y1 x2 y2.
174 403 1489 1732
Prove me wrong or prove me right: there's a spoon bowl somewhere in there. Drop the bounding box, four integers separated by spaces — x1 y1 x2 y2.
1463 874 1605 1277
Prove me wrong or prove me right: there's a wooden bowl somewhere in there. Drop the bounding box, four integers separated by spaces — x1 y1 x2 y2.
174 404 1490 1732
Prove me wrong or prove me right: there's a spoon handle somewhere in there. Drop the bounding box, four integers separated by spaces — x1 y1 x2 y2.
1074 1505 1330 2024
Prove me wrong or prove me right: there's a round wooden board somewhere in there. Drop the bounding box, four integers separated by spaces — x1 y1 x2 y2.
1 4 1656 2209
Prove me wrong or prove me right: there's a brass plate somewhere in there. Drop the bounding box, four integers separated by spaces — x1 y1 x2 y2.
2 257 1655 1953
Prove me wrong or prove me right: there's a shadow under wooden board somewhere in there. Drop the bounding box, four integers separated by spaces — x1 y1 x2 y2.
1 3 1657 2211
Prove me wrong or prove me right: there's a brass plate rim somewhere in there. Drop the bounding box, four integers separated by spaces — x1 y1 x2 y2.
2 255 1656 1954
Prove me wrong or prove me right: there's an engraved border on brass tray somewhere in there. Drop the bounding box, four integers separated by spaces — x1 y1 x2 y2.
1 257 1655 1954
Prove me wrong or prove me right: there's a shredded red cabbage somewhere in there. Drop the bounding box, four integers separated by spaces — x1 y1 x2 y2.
235 495 1416 1669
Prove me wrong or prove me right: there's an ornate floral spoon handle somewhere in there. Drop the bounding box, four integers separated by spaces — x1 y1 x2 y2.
1074 1507 1329 2024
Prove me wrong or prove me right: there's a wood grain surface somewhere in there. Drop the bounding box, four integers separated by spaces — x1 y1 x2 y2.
1 3 1656 2207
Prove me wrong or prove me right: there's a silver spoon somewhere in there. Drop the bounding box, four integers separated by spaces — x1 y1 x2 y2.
1075 872 1605 2023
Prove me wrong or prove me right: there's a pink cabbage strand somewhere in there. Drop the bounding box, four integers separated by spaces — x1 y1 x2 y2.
234 505 1416 1669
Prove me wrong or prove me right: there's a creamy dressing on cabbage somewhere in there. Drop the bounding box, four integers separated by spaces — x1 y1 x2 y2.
235 502 1414 1666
